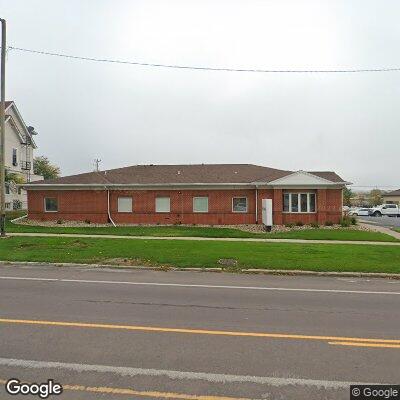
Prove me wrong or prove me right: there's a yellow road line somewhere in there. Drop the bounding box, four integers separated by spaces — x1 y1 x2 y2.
0 379 250 400
0 317 399 344
328 341 400 349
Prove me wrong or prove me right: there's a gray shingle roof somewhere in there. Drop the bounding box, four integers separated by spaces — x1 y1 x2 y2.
383 189 400 196
28 164 347 186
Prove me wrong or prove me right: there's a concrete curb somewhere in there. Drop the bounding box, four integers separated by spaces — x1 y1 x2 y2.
0 261 398 279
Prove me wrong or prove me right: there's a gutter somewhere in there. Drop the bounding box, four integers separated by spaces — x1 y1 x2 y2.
22 182 351 190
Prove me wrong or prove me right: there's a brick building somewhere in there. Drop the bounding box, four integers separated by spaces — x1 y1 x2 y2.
24 164 349 226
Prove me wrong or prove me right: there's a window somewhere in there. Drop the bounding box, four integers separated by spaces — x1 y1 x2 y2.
156 197 170 213
232 197 248 213
5 183 9 195
283 193 290 212
12 148 18 166
291 193 299 212
309 193 316 212
300 193 309 212
117 197 132 213
44 197 58 212
193 197 208 213
283 193 316 213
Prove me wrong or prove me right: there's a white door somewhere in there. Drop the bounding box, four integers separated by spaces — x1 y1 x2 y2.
262 199 273 227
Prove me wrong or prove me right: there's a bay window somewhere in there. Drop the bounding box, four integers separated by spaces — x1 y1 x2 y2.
283 192 316 213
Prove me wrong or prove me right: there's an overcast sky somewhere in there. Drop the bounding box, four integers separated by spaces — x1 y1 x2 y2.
1 0 400 188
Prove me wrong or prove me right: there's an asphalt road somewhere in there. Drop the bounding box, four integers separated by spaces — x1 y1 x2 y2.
0 264 399 400
360 215 400 228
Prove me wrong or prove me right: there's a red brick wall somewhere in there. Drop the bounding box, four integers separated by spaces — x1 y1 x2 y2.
109 189 256 225
28 190 109 223
27 188 343 225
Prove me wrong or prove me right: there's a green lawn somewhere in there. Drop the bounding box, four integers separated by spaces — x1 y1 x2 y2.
4 216 398 242
1 236 400 273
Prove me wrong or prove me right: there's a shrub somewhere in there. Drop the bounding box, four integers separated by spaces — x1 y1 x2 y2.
324 220 334 226
56 219 64 225
339 216 353 227
340 219 351 227
12 199 22 210
84 219 91 224
310 222 319 228
351 217 357 225
285 223 295 228
295 221 304 227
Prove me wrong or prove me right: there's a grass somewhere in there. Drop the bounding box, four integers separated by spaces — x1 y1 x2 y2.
1 236 400 274
4 213 398 242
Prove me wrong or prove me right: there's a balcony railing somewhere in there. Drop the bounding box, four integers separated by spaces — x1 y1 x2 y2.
20 161 32 170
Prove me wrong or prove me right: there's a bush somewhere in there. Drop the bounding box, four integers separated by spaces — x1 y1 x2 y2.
310 222 319 228
340 219 351 227
295 221 304 227
84 219 91 224
12 199 22 210
339 216 354 227
56 219 64 225
324 220 334 226
285 223 295 228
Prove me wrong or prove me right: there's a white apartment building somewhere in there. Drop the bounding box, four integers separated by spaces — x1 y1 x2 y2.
4 101 43 210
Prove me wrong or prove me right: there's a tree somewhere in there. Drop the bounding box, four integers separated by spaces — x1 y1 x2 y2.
5 170 26 185
343 187 353 207
368 189 383 206
33 156 60 180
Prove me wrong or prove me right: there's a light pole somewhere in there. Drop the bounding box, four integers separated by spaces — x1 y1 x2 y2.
0 18 6 236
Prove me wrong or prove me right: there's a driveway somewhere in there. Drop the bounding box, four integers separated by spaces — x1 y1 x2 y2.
359 215 400 229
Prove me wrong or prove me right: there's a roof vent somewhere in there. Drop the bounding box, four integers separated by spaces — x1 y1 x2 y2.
177 170 181 175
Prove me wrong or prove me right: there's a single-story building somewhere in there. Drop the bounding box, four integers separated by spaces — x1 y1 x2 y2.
382 189 400 205
24 164 350 226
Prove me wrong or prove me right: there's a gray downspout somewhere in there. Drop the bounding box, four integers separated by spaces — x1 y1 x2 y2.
255 186 258 224
106 187 116 227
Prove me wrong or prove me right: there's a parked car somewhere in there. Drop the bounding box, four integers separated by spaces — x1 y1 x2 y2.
369 204 400 217
348 207 370 216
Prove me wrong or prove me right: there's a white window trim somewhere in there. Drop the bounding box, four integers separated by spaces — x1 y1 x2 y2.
232 197 248 213
282 192 317 214
155 197 171 213
117 197 133 213
193 196 209 213
44 197 58 213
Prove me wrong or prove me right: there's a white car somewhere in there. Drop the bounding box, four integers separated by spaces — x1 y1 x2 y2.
349 208 370 216
369 204 400 217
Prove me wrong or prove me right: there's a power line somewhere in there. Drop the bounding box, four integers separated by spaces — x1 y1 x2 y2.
7 45 400 74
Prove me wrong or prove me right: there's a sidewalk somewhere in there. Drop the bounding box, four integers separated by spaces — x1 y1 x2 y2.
6 232 400 246
358 222 400 240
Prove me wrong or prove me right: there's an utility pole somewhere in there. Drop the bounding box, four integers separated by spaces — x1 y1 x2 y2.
0 18 6 237
94 158 101 172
